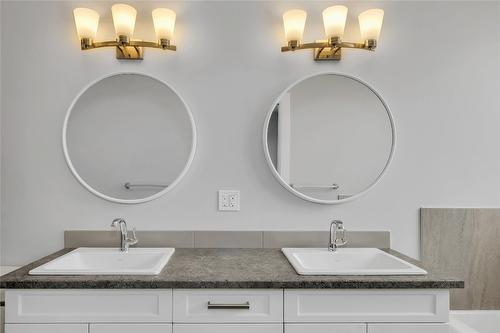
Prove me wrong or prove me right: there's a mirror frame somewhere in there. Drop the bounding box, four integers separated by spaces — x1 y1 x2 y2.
262 72 396 204
62 72 197 204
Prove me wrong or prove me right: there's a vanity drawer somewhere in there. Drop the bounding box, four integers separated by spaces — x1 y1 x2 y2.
174 324 282 333
5 324 88 333
284 290 449 323
90 324 172 333
286 324 366 333
173 289 283 323
367 323 453 333
5 289 172 323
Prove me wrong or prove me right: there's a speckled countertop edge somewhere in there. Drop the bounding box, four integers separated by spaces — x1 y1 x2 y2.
0 248 464 289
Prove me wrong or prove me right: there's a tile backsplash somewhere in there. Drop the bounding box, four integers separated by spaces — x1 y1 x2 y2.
65 230 390 249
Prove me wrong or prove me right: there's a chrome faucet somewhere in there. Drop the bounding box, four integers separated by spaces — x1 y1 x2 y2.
329 220 347 252
110 218 138 252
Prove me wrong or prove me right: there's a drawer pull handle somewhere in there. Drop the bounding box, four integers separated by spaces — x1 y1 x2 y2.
207 301 250 310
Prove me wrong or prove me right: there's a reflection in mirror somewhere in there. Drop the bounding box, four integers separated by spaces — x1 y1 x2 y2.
265 73 394 203
64 73 195 203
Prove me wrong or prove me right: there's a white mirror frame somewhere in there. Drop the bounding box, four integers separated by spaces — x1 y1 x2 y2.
262 72 396 205
62 72 197 204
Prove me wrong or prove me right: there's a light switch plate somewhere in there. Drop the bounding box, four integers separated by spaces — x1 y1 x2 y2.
218 190 240 211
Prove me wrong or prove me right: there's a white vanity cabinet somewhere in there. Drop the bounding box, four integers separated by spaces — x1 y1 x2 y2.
90 324 172 333
283 290 453 333
285 324 367 333
174 324 282 333
4 289 172 324
172 290 283 333
4 289 453 333
284 289 450 323
173 289 283 323
5 324 173 333
4 324 88 333
367 323 457 333
4 289 173 333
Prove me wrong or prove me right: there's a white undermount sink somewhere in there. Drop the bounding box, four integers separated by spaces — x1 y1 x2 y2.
29 247 175 275
282 248 427 275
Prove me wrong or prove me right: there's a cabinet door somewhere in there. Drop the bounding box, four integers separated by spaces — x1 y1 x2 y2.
173 324 283 333
285 290 449 323
286 324 366 333
368 323 455 333
90 324 172 333
5 324 88 333
5 289 172 323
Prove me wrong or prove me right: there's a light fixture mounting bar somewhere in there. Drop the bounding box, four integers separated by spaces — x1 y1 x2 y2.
281 40 376 61
80 39 176 60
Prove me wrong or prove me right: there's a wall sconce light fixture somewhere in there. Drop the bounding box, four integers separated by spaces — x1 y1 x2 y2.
281 6 384 61
73 3 176 60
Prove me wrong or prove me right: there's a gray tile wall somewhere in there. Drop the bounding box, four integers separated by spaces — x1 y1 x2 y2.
262 231 390 249
65 230 390 249
421 208 500 310
64 231 195 248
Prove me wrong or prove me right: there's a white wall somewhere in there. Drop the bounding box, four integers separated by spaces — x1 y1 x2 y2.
1 1 499 265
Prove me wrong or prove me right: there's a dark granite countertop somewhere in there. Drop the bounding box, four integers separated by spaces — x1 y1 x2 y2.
0 248 464 289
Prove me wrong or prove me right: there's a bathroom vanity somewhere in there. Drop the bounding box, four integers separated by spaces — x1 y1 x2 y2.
0 248 463 333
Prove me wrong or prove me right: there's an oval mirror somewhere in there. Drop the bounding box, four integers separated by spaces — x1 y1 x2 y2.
63 73 196 204
263 73 395 204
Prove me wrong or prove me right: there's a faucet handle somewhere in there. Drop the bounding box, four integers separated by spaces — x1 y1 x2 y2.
127 227 139 246
334 228 348 247
111 218 125 228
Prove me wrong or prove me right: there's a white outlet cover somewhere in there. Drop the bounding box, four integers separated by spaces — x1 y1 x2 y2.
218 190 240 211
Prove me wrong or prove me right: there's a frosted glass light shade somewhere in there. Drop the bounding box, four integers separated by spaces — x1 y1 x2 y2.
111 3 137 38
322 5 348 39
152 8 176 41
358 9 384 41
73 8 99 39
283 9 307 42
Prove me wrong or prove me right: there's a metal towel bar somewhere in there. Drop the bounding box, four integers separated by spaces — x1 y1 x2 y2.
291 183 339 190
124 182 168 190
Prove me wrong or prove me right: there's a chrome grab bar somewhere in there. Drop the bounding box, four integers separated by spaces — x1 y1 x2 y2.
124 182 168 190
291 183 339 190
207 301 250 310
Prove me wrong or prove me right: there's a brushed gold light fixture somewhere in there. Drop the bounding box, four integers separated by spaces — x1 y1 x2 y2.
73 4 177 60
281 6 384 61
